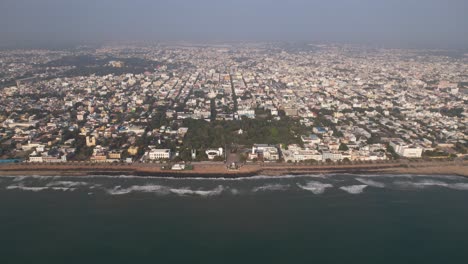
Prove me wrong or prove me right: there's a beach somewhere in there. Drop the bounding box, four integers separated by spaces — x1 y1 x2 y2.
0 160 466 177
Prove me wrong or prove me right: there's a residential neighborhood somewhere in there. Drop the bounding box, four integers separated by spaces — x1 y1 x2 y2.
0 43 466 167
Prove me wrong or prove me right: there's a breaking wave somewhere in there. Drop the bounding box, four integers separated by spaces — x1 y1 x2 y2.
394 180 468 191
106 184 225 196
340 185 368 194
252 183 290 192
355 178 386 188
169 185 225 196
297 181 333 194
12 176 28 182
46 181 92 188
6 184 75 192
106 185 171 195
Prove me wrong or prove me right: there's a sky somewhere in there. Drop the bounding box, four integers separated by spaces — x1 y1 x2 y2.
1 0 467 49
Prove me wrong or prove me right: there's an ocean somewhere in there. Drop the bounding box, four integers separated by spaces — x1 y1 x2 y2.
1 173 468 264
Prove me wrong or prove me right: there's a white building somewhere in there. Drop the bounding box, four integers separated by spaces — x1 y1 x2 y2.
400 147 423 158
237 109 255 119
29 156 43 163
283 148 322 162
322 152 343 161
206 148 223 160
251 144 279 161
390 141 423 158
301 134 321 145
148 149 171 160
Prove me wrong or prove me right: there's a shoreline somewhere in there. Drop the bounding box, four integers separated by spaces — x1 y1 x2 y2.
0 161 466 178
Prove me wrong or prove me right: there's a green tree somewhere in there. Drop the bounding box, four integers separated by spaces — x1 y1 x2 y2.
339 143 349 151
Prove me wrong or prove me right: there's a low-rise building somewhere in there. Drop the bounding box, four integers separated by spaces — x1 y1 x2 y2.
251 144 279 161
390 141 423 158
148 149 171 160
205 148 223 160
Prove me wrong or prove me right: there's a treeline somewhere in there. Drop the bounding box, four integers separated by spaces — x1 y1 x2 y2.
181 117 310 149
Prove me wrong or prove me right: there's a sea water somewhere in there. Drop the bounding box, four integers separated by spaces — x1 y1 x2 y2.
1 173 468 263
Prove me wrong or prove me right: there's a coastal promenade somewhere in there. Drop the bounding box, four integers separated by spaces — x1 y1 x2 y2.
0 160 466 177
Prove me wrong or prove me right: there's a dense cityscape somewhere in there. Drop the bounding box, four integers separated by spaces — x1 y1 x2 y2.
0 43 466 169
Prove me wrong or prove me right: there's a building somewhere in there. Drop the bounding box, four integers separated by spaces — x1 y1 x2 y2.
86 136 96 147
284 107 298 116
90 154 107 162
313 127 328 134
108 151 122 159
127 146 139 156
29 156 43 163
399 147 423 158
301 134 321 145
322 152 343 161
149 149 171 160
390 141 423 158
283 148 322 162
206 148 223 160
251 144 279 161
236 109 255 119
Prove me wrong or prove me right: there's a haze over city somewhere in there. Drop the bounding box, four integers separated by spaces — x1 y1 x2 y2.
1 0 468 49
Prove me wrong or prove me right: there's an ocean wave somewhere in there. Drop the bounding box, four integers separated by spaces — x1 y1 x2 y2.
394 180 468 191
252 183 290 192
46 181 92 188
7 185 47 192
6 175 62 182
169 185 225 196
340 185 368 194
6 184 75 192
447 183 468 191
50 173 328 182
349 174 414 179
297 181 333 194
106 184 225 196
12 176 28 182
106 184 170 195
355 178 386 188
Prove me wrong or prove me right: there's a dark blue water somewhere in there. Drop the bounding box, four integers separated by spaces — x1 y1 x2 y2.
1 174 468 264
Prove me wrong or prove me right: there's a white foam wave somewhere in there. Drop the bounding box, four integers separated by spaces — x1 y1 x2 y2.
252 183 290 192
55 173 328 181
394 180 468 191
355 178 386 188
350 174 414 179
447 183 468 191
46 181 91 188
1 175 63 182
50 187 76 191
106 185 170 195
6 185 75 192
340 185 367 194
297 181 333 194
169 185 225 196
12 176 28 182
7 185 47 192
106 184 225 196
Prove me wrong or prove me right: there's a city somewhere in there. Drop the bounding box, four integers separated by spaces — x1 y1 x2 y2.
0 43 466 170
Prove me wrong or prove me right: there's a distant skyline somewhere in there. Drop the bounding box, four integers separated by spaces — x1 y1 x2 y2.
1 0 467 49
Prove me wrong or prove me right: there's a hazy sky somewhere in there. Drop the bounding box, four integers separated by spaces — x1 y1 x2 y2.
1 0 467 49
